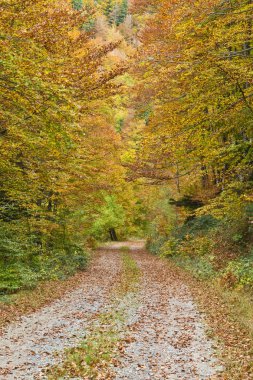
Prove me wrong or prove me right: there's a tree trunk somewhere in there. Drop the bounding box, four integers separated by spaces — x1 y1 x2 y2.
109 228 118 241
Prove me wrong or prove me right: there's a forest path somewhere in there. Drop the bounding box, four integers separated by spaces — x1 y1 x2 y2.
0 242 223 379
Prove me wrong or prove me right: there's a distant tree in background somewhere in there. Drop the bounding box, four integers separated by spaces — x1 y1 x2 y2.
116 0 128 26
91 195 126 241
100 0 128 26
102 0 114 24
72 0 83 11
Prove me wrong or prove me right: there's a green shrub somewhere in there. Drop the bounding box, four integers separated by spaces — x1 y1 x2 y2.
146 236 168 255
174 255 216 280
160 238 179 257
0 265 38 294
175 215 218 240
0 220 89 295
220 255 253 290
37 244 89 281
180 235 215 257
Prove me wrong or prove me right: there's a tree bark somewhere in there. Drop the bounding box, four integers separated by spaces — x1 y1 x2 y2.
109 228 118 241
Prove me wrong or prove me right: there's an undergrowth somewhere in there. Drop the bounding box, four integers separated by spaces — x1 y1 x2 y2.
0 222 89 296
146 191 253 343
148 198 253 292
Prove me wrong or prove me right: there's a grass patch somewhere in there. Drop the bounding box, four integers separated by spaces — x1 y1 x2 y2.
47 252 140 379
0 294 12 305
47 310 123 379
215 285 253 340
119 246 130 252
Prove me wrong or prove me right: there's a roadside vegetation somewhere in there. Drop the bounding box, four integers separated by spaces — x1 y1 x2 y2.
144 188 253 341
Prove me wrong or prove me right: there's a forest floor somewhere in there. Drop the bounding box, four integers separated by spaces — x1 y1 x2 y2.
0 242 251 379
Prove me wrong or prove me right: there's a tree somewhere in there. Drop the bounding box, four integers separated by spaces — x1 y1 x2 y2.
128 0 253 200
116 0 128 26
0 0 130 289
72 0 83 10
91 195 126 240
102 0 115 24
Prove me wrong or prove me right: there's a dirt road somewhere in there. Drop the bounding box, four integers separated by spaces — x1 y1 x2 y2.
0 242 223 379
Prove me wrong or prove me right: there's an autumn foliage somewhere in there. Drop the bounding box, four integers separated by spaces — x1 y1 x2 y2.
0 0 130 292
124 0 253 290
